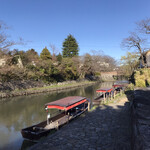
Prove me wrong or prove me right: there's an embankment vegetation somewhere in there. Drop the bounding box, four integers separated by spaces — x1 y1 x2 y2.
133 69 150 87
0 23 116 85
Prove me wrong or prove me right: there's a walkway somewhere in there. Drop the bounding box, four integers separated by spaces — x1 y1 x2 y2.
30 97 131 150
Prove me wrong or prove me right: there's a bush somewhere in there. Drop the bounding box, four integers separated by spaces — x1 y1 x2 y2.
0 65 26 81
135 78 146 87
134 69 150 87
95 72 101 76
27 71 38 80
126 83 135 90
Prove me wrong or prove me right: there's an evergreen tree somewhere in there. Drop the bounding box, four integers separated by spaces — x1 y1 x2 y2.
62 34 79 57
56 53 62 62
40 47 52 60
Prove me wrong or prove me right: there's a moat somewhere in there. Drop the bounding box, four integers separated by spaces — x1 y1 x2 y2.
0 82 114 150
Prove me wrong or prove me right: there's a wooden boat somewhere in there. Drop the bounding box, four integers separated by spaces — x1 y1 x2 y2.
113 84 128 94
93 88 113 105
21 96 90 140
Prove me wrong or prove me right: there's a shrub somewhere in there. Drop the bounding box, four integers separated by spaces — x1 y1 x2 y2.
134 69 150 87
136 78 146 87
0 65 26 81
95 72 101 76
126 83 135 90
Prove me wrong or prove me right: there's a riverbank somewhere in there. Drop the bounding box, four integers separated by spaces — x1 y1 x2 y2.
0 80 98 99
29 93 131 150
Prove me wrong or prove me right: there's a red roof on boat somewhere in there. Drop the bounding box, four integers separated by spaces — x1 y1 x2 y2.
45 96 88 110
113 84 127 87
113 84 124 87
96 88 112 93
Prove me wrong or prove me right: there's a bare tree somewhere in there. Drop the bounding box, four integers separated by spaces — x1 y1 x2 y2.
137 18 150 34
122 32 147 66
102 55 116 71
0 21 24 56
82 53 94 76
50 44 59 61
0 21 15 55
90 50 116 72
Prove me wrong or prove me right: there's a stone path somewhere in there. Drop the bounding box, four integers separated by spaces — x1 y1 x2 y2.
30 97 131 150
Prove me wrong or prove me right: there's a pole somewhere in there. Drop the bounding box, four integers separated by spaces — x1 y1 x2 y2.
56 121 59 130
88 102 90 111
103 93 105 103
114 90 116 99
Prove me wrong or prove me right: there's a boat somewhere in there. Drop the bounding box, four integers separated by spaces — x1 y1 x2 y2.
93 88 113 105
92 82 129 106
113 83 128 94
21 96 90 140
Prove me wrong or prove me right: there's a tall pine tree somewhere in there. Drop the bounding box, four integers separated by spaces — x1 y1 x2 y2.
62 34 79 57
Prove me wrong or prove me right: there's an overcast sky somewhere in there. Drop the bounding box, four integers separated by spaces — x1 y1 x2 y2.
0 0 150 60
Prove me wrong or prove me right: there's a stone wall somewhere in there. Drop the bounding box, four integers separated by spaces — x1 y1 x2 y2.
131 88 150 150
100 72 117 81
0 80 45 91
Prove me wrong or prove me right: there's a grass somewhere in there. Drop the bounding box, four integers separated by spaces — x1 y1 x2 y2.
104 93 126 105
0 80 98 98
2 80 97 95
89 105 99 112
25 81 96 91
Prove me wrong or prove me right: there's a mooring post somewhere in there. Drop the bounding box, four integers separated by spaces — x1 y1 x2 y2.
88 102 90 111
67 112 70 123
111 91 112 100
120 89 122 96
103 93 105 103
114 90 116 99
56 121 59 130
106 92 108 102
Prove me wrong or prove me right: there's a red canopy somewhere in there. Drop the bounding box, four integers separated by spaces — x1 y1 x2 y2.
113 84 124 88
45 96 88 111
96 88 112 93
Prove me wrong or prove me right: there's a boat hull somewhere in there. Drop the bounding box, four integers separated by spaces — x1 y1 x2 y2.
21 121 55 140
21 107 88 140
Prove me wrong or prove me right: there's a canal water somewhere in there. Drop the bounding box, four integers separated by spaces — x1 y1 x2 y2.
0 82 113 150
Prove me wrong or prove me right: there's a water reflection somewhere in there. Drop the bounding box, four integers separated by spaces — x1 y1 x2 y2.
0 82 113 150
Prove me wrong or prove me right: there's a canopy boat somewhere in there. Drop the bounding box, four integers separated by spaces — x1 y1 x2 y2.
113 81 128 90
93 88 113 105
21 96 90 140
113 83 128 95
113 84 124 92
113 84 124 88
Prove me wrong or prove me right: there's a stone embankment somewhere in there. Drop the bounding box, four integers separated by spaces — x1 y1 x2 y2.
131 88 150 150
0 80 97 99
29 96 131 150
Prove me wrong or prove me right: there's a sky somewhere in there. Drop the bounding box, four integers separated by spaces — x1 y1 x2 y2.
0 0 150 60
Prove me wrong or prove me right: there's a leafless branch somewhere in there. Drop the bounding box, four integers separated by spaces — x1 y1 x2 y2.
122 32 147 66
137 18 150 34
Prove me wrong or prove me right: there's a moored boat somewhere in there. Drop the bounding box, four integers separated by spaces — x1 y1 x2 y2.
93 88 113 105
21 96 90 140
93 82 128 106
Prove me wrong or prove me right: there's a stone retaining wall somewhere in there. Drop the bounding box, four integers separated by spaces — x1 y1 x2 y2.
131 88 150 150
0 81 97 99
